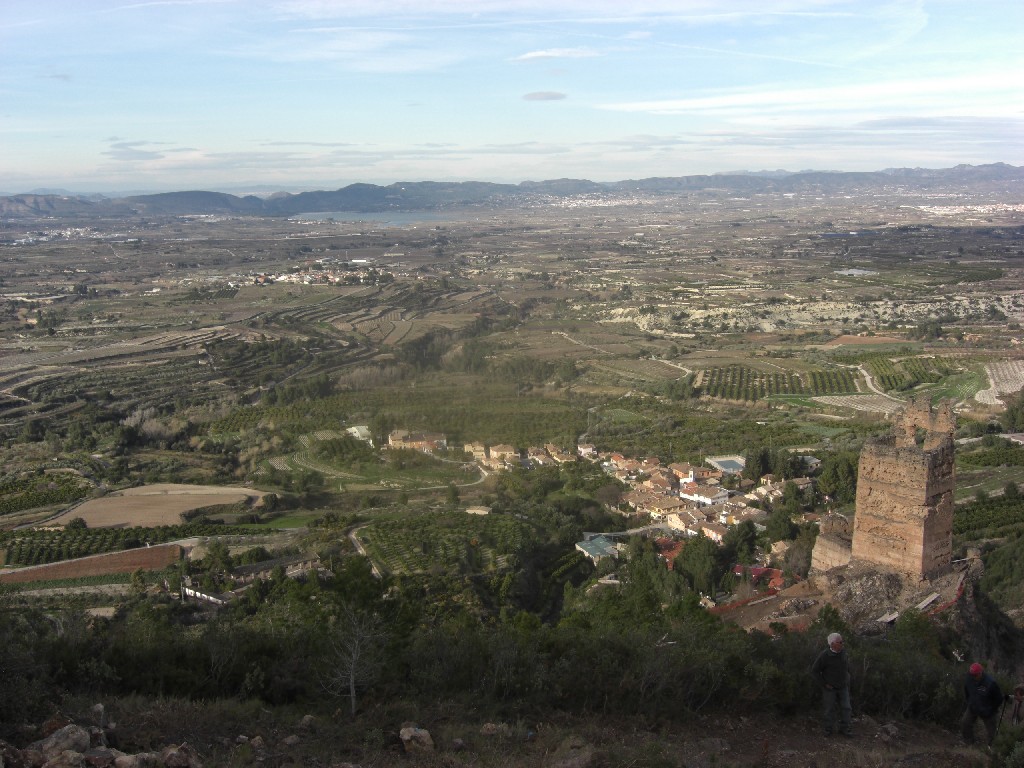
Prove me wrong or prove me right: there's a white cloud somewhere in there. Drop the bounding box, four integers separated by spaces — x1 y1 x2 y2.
513 47 599 60
599 72 1024 120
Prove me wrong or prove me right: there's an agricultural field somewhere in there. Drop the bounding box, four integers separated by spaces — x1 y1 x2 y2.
356 510 534 577
860 354 961 392
976 359 1024 405
0 522 255 567
52 484 265 528
810 394 905 414
0 470 93 519
272 432 481 492
695 364 857 401
0 188 1022 580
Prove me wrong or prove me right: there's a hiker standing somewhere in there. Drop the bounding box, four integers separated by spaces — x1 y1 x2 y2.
811 632 852 737
961 662 1003 746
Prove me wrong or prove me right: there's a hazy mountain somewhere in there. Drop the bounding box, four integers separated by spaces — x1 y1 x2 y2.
2 163 1021 219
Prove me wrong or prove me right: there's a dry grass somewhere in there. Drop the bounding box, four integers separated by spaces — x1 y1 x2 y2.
60 695 991 768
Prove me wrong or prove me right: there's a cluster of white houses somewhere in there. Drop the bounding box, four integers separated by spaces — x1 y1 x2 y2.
461 438 817 559
347 426 817 566
250 260 394 287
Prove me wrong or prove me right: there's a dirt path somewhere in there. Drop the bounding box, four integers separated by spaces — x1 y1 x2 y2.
856 364 904 402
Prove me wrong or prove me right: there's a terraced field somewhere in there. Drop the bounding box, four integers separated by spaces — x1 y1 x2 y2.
357 511 533 576
811 394 905 414
976 359 1024 405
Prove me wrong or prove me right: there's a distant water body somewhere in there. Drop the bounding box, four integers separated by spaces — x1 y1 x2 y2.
291 211 478 226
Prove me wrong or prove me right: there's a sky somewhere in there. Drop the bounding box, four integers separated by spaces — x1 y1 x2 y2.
1 0 1022 194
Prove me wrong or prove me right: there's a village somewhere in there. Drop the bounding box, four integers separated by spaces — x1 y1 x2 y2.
380 425 818 573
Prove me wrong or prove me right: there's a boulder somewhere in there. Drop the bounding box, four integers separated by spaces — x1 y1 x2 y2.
0 739 27 768
479 723 510 737
82 748 119 768
550 735 594 768
298 715 316 731
112 753 159 768
158 744 201 768
40 719 73 740
280 736 300 747
398 727 434 754
40 751 86 768
30 727 91 762
880 722 901 742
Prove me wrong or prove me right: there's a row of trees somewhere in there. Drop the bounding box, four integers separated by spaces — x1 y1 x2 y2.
1 522 260 566
696 366 858 402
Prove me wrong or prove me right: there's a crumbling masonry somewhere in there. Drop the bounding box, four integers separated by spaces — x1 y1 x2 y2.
850 397 955 580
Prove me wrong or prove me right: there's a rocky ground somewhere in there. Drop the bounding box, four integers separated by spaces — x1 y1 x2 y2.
719 561 968 636
3 703 1011 768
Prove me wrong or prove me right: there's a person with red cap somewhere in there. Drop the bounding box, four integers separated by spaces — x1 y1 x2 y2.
961 662 1003 746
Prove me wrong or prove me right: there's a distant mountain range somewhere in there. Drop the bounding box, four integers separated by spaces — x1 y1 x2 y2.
2 163 1021 219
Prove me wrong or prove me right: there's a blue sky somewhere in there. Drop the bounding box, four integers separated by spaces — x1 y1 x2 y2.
1 0 1022 193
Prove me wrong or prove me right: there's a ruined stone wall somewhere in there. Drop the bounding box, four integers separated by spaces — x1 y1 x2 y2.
811 533 852 572
850 398 954 580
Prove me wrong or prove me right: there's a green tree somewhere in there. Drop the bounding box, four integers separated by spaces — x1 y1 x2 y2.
203 539 233 573
784 524 818 577
765 508 798 542
817 451 858 505
1002 391 1024 432
722 520 758 566
674 534 723 596
743 446 772 480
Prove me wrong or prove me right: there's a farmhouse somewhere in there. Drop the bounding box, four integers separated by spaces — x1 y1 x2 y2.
388 430 447 453
575 534 620 564
644 496 691 520
679 481 730 507
699 521 728 543
487 444 521 468
665 508 713 536
463 441 487 461
642 468 678 493
232 554 323 585
346 425 373 446
668 462 722 483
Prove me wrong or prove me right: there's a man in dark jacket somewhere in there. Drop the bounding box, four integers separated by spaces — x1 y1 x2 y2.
811 632 852 736
961 662 1003 746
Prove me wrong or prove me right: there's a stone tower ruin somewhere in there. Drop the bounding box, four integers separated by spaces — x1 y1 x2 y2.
850 397 955 580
